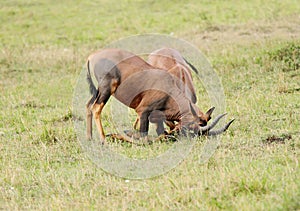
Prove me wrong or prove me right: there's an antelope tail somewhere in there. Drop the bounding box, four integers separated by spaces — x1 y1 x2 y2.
86 60 99 103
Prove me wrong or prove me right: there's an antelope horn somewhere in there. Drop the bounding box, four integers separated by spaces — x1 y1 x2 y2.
199 113 227 133
208 119 235 136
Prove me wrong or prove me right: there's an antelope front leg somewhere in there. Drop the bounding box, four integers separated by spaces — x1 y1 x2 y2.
155 121 165 136
91 102 106 143
139 111 150 137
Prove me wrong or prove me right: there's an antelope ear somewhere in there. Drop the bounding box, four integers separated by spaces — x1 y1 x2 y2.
189 103 197 117
205 107 215 121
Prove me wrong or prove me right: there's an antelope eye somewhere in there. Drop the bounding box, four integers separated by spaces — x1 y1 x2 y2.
199 122 207 127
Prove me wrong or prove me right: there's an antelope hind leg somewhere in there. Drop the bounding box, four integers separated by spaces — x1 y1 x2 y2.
86 97 94 140
91 102 106 143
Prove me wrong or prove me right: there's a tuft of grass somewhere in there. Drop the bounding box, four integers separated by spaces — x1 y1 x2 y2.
39 127 60 145
267 42 300 72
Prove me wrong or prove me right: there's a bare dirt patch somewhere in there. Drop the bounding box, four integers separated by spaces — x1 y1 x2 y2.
262 134 292 144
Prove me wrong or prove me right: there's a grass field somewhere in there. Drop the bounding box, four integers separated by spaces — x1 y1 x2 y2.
1 0 300 210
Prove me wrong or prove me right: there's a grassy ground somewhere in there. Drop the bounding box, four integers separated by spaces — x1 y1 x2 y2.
1 0 300 210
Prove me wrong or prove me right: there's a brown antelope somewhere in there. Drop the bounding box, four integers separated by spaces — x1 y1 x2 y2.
134 47 216 132
148 47 197 103
86 48 233 143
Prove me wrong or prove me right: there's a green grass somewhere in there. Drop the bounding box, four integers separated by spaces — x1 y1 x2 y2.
1 0 300 210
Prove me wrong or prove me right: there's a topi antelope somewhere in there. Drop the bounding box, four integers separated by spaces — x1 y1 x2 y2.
146 47 217 130
86 48 234 143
